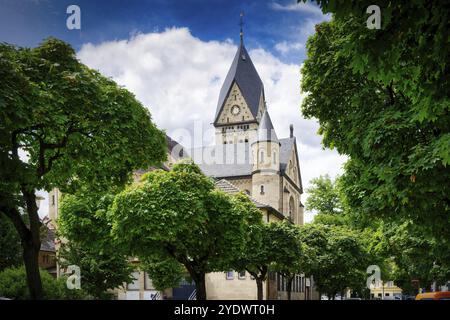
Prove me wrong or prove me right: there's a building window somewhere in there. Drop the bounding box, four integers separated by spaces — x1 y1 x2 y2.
259 150 264 163
238 271 246 280
226 271 234 280
273 152 277 164
51 195 55 206
127 271 140 291
244 139 248 143
144 272 154 290
288 197 295 221
260 185 265 195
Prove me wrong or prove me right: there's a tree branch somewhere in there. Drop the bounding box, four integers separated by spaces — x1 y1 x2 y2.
0 206 31 242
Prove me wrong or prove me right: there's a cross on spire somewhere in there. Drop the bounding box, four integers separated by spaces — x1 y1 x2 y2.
239 11 244 44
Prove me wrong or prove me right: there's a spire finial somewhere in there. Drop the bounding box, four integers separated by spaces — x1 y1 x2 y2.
239 11 244 44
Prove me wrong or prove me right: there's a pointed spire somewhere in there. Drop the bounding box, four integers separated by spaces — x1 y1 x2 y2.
239 11 244 45
257 111 279 142
214 21 264 125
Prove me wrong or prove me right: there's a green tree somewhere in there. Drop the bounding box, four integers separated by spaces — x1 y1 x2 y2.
0 213 22 271
57 191 134 299
299 223 368 299
229 197 267 300
110 161 260 300
269 221 307 301
306 175 342 216
142 256 186 292
0 38 166 299
300 2 449 254
377 220 450 293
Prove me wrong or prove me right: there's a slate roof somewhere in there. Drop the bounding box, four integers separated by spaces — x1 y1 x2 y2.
279 137 295 173
189 143 252 178
188 138 295 178
214 43 264 124
257 111 279 143
215 179 286 220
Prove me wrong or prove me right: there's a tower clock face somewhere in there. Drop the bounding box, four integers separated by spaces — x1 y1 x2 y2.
231 105 240 115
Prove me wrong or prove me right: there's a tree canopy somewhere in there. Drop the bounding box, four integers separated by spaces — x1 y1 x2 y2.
0 37 167 299
300 1 450 296
301 2 449 238
110 160 261 300
268 221 308 300
58 190 134 299
299 223 368 299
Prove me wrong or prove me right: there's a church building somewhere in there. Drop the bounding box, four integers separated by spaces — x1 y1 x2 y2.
185 31 313 300
48 25 316 300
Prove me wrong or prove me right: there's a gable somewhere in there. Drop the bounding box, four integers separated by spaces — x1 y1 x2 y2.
216 82 256 125
214 44 264 124
279 138 303 192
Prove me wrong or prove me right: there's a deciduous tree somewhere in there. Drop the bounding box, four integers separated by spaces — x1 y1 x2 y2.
58 191 134 299
110 161 259 300
0 38 166 299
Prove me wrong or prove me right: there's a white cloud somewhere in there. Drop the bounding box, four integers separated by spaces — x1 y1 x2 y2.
74 27 346 223
274 41 303 54
270 1 324 16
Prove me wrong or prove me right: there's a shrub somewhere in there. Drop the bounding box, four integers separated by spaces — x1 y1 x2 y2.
0 266 90 300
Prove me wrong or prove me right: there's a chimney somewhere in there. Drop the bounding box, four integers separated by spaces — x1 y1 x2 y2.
289 124 294 138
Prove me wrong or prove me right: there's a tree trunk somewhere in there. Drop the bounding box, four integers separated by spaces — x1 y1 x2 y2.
256 277 264 300
195 272 207 300
1 199 43 300
23 240 43 299
286 276 293 301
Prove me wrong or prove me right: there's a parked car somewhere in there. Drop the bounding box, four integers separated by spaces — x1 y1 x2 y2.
415 291 450 300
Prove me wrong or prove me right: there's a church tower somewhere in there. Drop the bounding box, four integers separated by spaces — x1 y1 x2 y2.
214 23 266 145
251 111 281 210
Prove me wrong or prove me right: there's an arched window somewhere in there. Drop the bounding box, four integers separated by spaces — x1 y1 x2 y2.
289 196 295 222
259 150 265 164
260 185 265 195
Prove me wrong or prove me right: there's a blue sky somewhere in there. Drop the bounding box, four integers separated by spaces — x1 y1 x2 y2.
2 1 345 222
0 0 328 64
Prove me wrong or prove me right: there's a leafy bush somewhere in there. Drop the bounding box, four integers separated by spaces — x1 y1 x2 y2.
0 266 91 300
